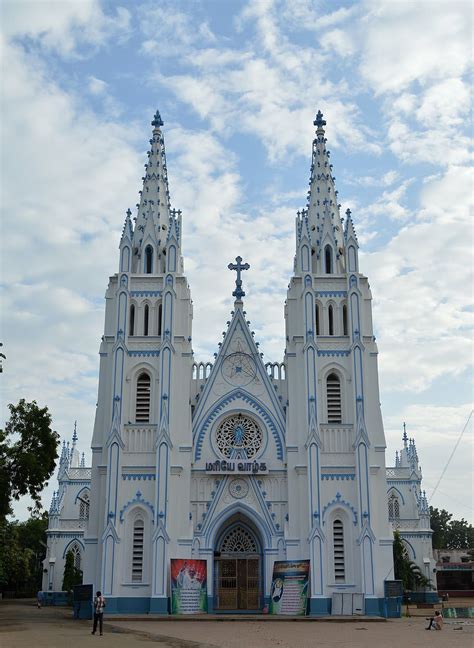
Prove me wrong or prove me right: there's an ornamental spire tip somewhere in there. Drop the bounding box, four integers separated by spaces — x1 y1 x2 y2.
152 109 163 128
313 109 326 129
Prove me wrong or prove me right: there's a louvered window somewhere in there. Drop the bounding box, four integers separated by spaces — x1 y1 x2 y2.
327 373 342 423
132 519 144 582
328 305 334 335
136 373 151 422
333 519 345 582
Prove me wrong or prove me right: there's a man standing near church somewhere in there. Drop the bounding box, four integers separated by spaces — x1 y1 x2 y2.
91 590 106 636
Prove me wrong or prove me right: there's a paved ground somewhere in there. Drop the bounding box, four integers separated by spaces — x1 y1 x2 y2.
1 599 472 648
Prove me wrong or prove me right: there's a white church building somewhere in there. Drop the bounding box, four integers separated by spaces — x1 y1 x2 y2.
43 110 435 615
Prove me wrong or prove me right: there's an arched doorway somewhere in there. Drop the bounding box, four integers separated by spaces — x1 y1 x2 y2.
214 517 262 611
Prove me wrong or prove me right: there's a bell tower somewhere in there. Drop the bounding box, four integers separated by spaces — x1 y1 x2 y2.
285 111 393 615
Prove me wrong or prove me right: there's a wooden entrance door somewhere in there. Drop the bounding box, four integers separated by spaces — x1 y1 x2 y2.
216 557 260 610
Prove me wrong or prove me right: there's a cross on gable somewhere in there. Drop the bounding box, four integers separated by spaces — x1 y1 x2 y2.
228 256 250 301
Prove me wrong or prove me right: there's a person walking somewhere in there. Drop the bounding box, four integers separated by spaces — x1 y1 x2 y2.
91 590 106 636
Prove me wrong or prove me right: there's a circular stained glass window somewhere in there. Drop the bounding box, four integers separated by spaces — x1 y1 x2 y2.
215 413 263 459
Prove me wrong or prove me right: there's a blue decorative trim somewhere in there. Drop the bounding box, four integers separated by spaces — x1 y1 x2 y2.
316 291 347 297
321 473 355 481
119 490 155 522
129 350 160 357
122 473 156 481
322 492 358 526
130 291 162 297
317 350 350 357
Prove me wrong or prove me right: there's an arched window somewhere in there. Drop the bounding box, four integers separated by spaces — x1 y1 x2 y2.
315 304 320 335
327 373 342 423
70 542 82 572
79 492 90 520
333 519 345 582
157 303 162 336
325 245 333 274
328 305 334 335
144 304 149 336
342 305 348 336
388 493 400 519
136 373 151 423
129 304 135 336
145 246 153 274
132 519 145 582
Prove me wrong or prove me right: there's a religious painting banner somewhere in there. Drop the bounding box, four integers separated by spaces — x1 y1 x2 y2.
269 560 310 616
170 559 207 614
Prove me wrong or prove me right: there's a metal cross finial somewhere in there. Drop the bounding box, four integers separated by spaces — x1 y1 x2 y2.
313 110 326 128
152 110 164 128
228 256 250 301
402 422 408 447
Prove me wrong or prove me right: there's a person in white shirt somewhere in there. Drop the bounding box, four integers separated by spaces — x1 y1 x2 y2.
91 590 106 636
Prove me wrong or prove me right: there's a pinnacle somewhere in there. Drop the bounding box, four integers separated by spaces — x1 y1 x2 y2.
151 109 164 128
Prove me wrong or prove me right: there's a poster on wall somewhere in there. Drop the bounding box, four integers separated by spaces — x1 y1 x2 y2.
269 560 310 616
170 559 208 614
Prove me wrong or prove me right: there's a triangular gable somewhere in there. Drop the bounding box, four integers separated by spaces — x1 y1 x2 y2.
192 306 285 437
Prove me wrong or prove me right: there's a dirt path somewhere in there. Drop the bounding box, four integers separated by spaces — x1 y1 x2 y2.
1 599 472 648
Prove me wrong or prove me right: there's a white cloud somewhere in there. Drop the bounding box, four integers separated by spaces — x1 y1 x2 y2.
2 0 131 57
359 1 471 94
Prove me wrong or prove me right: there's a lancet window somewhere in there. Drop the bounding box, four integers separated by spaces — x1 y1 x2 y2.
144 304 149 336
327 373 342 423
325 245 333 274
388 493 400 519
129 304 135 336
132 519 145 582
135 373 151 423
145 245 153 274
333 519 345 582
328 305 334 335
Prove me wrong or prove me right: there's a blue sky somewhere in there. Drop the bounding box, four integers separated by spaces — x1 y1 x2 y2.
1 0 472 522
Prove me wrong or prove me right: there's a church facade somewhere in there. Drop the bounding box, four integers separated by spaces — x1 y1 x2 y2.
43 110 435 615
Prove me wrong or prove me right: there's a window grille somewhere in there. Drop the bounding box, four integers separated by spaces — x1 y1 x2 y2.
220 525 258 554
333 519 345 582
132 519 144 582
136 373 151 422
70 543 81 571
79 492 90 520
327 373 342 423
388 493 400 519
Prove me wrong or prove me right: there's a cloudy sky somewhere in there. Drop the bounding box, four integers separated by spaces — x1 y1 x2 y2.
1 0 472 523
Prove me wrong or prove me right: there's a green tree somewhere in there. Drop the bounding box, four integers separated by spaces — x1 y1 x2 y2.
430 506 474 549
393 531 432 591
0 399 59 517
0 518 34 592
62 550 82 593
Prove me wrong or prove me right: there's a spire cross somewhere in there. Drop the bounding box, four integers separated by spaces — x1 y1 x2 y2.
151 110 163 128
228 256 250 301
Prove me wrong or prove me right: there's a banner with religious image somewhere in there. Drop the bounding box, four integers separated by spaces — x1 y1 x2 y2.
269 560 310 616
170 559 208 614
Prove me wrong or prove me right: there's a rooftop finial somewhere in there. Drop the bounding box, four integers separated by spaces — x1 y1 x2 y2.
72 420 78 443
152 110 163 128
402 422 408 447
313 109 326 129
228 256 250 302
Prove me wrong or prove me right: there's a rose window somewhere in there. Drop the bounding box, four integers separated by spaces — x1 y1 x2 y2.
215 414 263 459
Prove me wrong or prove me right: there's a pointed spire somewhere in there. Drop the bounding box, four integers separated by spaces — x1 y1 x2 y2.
120 208 134 244
132 109 180 268
402 422 408 447
300 109 345 271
